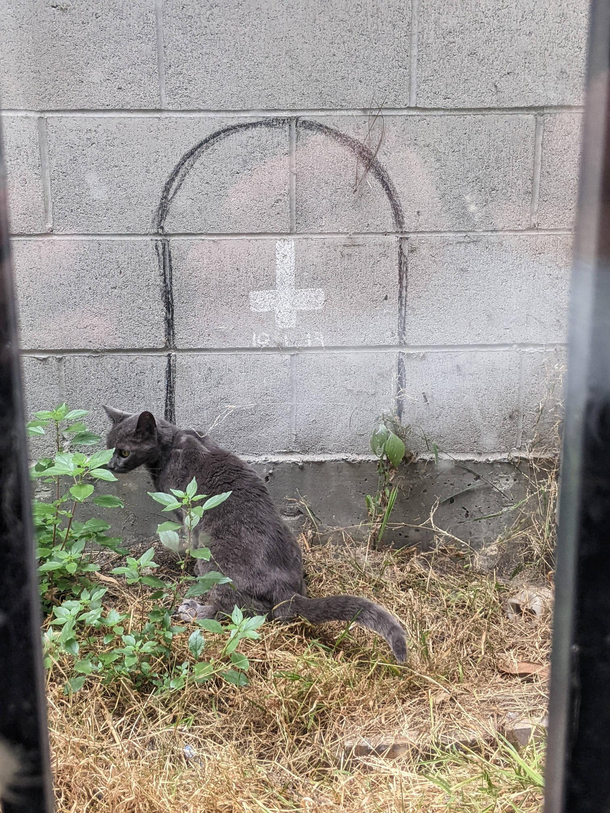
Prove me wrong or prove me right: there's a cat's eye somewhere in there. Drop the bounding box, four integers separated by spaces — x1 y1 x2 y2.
118 449 130 458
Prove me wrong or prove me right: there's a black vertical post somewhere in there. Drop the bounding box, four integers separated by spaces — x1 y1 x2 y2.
0 125 54 808
545 1 610 811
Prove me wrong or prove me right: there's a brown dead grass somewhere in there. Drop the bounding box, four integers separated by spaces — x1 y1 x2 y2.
46 501 553 813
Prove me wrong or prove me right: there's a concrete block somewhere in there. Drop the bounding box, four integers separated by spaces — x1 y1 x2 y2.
46 117 290 234
294 352 397 454
295 116 535 232
62 353 168 441
521 348 566 453
174 353 293 454
163 0 410 109
2 115 46 234
537 114 584 230
0 0 158 109
400 351 521 455
12 238 165 350
20 355 62 417
65 456 547 550
172 237 398 349
257 458 537 549
405 235 571 345
20 355 63 458
416 0 589 107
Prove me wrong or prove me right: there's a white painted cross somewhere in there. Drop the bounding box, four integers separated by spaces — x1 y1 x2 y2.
249 240 325 329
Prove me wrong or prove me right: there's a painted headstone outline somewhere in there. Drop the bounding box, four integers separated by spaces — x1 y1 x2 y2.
153 118 407 424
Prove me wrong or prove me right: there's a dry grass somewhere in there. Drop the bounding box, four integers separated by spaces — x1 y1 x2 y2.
46 473 555 813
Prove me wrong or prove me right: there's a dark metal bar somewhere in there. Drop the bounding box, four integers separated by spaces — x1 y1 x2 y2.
0 122 54 809
545 1 610 810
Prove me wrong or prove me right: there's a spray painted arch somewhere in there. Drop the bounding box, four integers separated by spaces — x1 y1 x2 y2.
153 118 408 425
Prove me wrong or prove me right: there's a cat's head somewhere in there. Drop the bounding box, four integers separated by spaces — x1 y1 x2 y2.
103 406 160 473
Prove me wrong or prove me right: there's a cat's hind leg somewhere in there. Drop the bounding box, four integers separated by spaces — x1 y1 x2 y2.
177 585 273 623
176 598 217 621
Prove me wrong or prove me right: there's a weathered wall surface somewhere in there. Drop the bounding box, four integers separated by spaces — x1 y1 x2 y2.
1 0 587 463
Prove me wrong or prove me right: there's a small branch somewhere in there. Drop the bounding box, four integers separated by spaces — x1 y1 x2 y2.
61 501 78 550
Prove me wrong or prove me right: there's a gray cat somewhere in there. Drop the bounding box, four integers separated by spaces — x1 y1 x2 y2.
103 407 407 662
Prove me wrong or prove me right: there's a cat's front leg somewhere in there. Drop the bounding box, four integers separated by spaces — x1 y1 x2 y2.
176 598 217 621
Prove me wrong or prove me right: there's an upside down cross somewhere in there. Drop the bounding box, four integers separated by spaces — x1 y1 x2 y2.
249 240 325 329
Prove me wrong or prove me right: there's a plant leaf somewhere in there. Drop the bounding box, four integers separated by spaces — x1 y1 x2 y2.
34 410 55 420
221 669 248 687
104 609 124 626
370 423 390 457
33 465 72 477
138 547 157 567
92 494 124 508
196 619 224 634
158 530 180 552
243 615 266 631
157 521 182 532
87 449 114 469
188 630 205 658
73 659 94 674
186 477 198 499
185 572 232 598
51 403 69 421
80 517 111 534
65 676 86 694
72 431 102 446
70 484 94 503
189 547 211 560
202 492 232 511
193 661 215 682
148 491 179 507
64 422 87 434
65 409 89 421
230 652 249 671
384 432 406 467
141 575 165 589
63 638 79 656
89 468 117 482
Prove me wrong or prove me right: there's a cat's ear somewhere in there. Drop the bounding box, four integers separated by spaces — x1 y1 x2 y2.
135 411 157 439
103 405 130 425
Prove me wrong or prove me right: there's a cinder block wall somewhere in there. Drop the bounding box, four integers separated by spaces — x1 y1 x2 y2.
1 0 588 460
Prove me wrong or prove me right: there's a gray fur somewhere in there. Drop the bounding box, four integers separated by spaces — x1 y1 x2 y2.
103 407 407 662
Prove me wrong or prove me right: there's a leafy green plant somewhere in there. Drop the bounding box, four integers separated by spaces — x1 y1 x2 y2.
30 404 265 696
366 417 409 546
28 403 126 611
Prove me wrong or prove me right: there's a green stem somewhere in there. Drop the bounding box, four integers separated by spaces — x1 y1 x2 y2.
377 486 398 544
51 419 62 547
61 500 78 549
51 478 60 548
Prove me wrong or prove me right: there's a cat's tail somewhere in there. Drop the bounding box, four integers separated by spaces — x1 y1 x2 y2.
272 593 407 663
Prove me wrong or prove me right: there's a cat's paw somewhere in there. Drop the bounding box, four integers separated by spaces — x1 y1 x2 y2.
176 599 214 621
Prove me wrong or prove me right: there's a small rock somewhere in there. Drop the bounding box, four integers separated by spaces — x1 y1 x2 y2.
343 735 416 760
506 587 553 621
502 714 548 748
473 541 502 573
183 744 202 766
436 729 492 752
